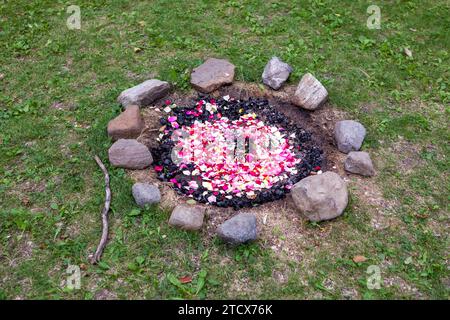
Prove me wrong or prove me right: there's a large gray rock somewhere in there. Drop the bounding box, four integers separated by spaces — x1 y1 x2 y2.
108 139 153 169
217 213 257 245
262 56 293 90
334 120 366 153
169 204 205 231
292 73 328 110
117 79 170 107
190 58 235 93
107 105 144 141
344 151 375 176
291 171 348 222
132 183 161 207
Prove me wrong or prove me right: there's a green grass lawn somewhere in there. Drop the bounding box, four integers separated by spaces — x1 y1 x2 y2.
0 0 449 299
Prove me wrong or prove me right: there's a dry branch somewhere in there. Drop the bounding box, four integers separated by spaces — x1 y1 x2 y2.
90 155 111 264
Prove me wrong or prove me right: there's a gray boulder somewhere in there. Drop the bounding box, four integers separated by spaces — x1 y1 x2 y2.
217 213 257 245
262 56 293 90
169 204 205 231
132 183 161 207
108 139 153 169
292 73 328 110
344 151 375 176
190 58 235 93
334 120 366 153
291 171 348 222
118 79 170 107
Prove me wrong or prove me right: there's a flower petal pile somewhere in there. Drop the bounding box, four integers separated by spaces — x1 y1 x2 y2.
173 114 300 197
152 97 323 209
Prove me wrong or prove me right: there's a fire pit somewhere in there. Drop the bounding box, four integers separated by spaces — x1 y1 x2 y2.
105 68 365 245
151 95 324 210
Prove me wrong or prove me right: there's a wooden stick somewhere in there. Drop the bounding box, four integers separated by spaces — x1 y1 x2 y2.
90 155 111 264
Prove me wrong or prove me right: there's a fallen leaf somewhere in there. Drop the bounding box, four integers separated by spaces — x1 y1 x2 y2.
186 199 197 205
353 255 367 263
179 276 192 284
404 47 413 58
262 214 268 225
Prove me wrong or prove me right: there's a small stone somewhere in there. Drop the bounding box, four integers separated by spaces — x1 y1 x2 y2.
291 171 348 222
169 204 205 231
262 56 293 90
117 79 170 107
190 58 235 93
217 213 257 245
292 73 328 110
334 120 367 153
108 139 153 169
107 105 144 141
344 151 375 176
132 183 161 207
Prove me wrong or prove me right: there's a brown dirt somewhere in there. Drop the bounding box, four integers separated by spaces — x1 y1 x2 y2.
94 289 118 300
387 138 424 175
4 233 35 268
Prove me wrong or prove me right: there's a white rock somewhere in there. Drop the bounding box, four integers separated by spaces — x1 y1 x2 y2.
292 73 328 110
